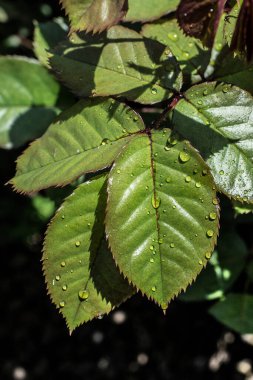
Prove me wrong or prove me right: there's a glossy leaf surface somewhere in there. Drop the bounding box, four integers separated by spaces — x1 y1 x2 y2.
106 129 219 308
10 98 144 193
60 0 128 33
125 0 179 22
50 26 182 104
0 57 62 149
44 174 133 332
172 82 253 201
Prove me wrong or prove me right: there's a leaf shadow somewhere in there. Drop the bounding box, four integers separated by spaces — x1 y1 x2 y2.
88 178 133 306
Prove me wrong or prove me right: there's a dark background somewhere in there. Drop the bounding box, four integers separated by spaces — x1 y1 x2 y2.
1 1 253 379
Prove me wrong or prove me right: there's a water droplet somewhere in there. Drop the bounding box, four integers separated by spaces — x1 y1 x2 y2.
166 177 171 183
87 222 91 227
183 51 190 58
193 169 198 174
202 169 208 176
150 258 154 263
62 285 67 291
179 151 190 163
209 212 217 220
117 169 121 174
219 170 224 175
198 260 203 265
168 32 178 41
170 243 175 248
133 116 138 122
185 176 191 183
55 275 61 281
222 85 229 93
205 252 211 259
101 138 109 146
195 182 201 188
61 261 66 267
164 146 170 151
158 238 163 244
167 135 178 146
151 88 158 95
212 198 219 205
152 194 161 209
59 301 65 308
203 89 208 96
79 290 89 300
150 245 154 251
197 100 203 106
151 286 156 292
75 241 81 247
61 215 65 219
206 230 214 238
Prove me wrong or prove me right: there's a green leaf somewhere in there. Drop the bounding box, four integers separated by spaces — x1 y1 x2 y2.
0 56 64 149
60 0 128 33
209 294 253 334
106 129 219 308
180 230 248 301
43 174 133 332
125 0 179 22
10 98 144 193
172 82 253 202
34 18 68 68
233 200 253 215
50 25 182 104
142 18 210 84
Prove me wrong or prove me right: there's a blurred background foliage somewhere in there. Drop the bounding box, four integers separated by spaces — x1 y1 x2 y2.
2 1 253 379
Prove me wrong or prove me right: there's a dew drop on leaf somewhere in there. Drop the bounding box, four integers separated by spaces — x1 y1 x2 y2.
198 260 203 265
179 151 191 163
212 198 219 205
61 261 66 267
170 243 175 248
75 241 81 247
59 301 65 308
55 275 60 281
219 170 224 175
168 32 178 41
151 88 158 94
151 286 156 292
205 252 211 259
149 245 154 251
62 285 67 291
152 194 161 209
150 258 154 263
185 176 191 183
78 290 89 301
195 182 201 188
206 230 214 238
209 212 217 221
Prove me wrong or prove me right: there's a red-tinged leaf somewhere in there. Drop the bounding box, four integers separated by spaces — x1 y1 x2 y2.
231 0 253 61
177 0 226 47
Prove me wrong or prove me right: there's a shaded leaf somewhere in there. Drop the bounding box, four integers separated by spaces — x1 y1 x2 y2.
43 174 133 332
125 0 179 23
0 56 65 149
106 129 219 308
60 0 128 33
209 293 253 333
233 200 253 215
177 0 226 48
172 82 253 202
34 18 68 68
10 98 144 193
180 230 248 301
50 25 182 104
231 0 253 62
142 18 210 84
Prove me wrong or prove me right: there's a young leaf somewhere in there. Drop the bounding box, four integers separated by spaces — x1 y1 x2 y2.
172 82 253 202
10 98 144 193
106 129 219 308
177 0 226 48
43 174 133 332
209 294 253 334
180 230 248 301
50 25 182 104
125 0 179 23
60 0 128 33
0 56 64 149
142 19 210 84
34 18 68 68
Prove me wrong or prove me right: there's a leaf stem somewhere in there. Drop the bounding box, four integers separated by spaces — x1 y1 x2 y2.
152 94 183 130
